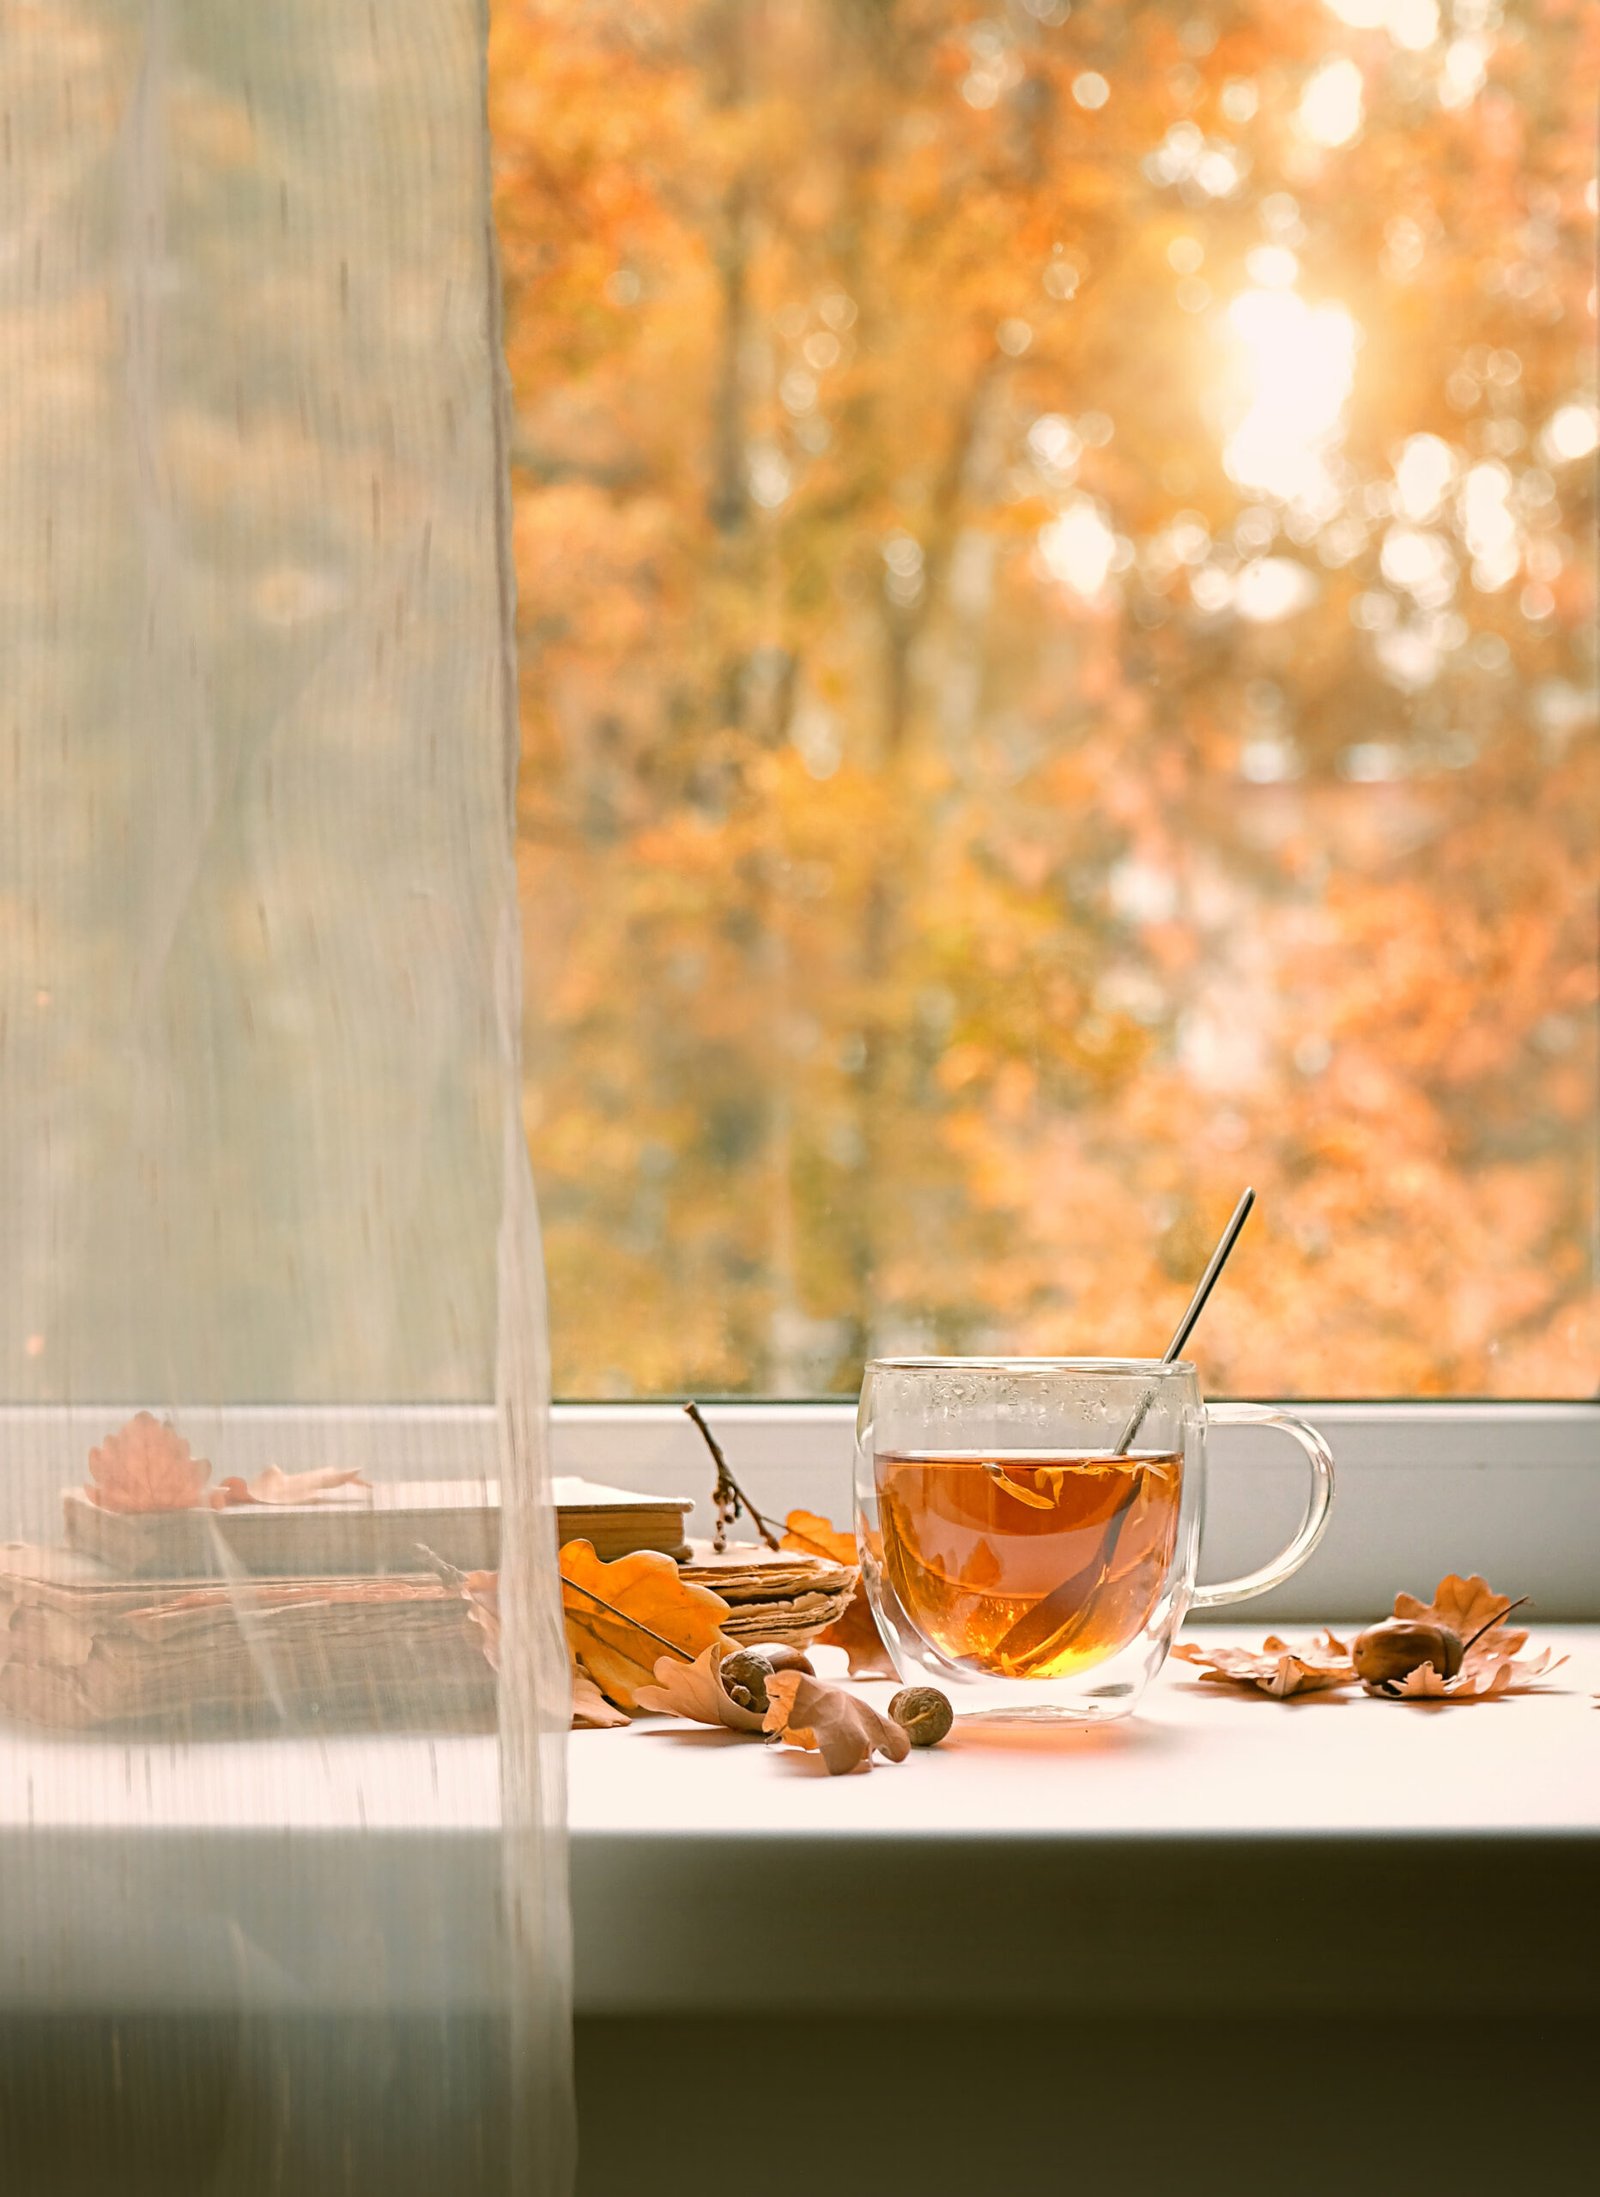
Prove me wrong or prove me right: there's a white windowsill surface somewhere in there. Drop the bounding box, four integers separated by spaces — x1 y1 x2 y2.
5 1625 1597 2021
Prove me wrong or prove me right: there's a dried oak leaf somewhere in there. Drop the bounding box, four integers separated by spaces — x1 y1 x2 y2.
211 1465 370 1508
762 1668 912 1774
1380 1649 1566 1702
635 1642 767 1733
780 1509 855 1567
1172 1631 1356 1699
85 1413 211 1513
560 1539 732 1712
572 1670 631 1729
1392 1572 1517 1645
781 1509 894 1679
1368 1574 1564 1701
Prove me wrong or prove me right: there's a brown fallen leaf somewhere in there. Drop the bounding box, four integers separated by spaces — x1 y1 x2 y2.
1391 1572 1518 1647
1172 1631 1356 1698
1380 1647 1566 1701
211 1465 370 1508
85 1413 211 1513
1366 1574 1564 1701
782 1509 896 1678
635 1642 767 1733
780 1509 855 1566
763 1669 912 1774
560 1539 733 1711
572 1670 631 1729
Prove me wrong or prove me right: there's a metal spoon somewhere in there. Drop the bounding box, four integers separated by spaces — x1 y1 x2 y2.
992 1187 1257 1671
1116 1185 1255 1454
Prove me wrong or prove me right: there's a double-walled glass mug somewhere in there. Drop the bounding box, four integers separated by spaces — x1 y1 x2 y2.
856 1357 1334 1722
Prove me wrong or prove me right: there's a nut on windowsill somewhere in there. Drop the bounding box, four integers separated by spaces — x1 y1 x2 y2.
888 1685 954 1747
718 1644 814 1716
1352 1617 1464 1690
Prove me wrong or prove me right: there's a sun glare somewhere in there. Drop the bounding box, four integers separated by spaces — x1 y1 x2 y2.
1296 58 1364 148
1219 288 1358 502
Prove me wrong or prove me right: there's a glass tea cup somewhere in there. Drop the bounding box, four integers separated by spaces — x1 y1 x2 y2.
855 1356 1334 1722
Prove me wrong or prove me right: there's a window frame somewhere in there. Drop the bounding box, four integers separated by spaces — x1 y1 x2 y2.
550 1397 1600 1621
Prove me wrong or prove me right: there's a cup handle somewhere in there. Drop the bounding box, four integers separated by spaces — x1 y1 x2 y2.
1188 1402 1335 1611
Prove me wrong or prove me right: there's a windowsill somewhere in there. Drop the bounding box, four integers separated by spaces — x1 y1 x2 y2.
5 1625 1596 2020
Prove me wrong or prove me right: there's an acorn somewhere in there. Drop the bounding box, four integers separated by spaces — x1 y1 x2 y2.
1352 1617 1463 1689
887 1685 954 1748
718 1644 814 1716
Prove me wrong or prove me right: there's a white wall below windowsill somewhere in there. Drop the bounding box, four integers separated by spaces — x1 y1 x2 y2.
4 1626 1596 2023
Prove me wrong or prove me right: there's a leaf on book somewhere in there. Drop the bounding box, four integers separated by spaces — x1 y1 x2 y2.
560 1539 732 1712
762 1669 912 1774
572 1670 631 1729
1171 1631 1357 1698
212 1465 370 1508
635 1642 767 1732
85 1413 211 1513
781 1509 895 1677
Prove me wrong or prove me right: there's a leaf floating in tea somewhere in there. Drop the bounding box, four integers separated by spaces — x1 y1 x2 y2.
983 1464 1058 1511
880 1454 1182 1679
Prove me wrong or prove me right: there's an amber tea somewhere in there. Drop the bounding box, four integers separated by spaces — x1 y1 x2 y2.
875 1449 1184 1680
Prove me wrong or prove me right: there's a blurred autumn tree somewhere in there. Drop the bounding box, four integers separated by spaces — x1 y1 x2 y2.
491 0 1599 1397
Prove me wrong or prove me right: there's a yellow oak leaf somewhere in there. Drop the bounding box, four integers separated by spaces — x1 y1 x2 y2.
560 1539 732 1711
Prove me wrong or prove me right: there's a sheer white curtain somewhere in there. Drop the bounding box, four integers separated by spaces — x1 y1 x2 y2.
0 1 572 2188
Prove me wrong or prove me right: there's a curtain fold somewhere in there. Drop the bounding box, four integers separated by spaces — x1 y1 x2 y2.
0 2 573 2187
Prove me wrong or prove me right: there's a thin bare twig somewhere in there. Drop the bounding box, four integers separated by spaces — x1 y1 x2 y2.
684 1399 782 1551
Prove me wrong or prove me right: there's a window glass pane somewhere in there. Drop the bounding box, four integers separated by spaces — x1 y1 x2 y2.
495 1 1599 1398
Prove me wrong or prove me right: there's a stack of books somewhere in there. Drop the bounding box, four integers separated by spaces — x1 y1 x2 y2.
0 1542 496 1734
2 1476 693 1735
2 1474 856 1736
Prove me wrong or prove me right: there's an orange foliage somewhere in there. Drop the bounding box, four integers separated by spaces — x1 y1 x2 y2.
494 2 1600 1400
782 1509 896 1677
559 1538 733 1711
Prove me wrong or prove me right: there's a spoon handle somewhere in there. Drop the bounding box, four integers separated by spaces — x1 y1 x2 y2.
1116 1186 1255 1453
